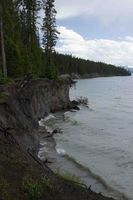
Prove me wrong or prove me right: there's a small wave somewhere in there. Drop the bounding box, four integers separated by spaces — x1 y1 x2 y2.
65 154 113 189
56 148 66 156
38 119 45 127
40 141 47 146
63 114 80 126
71 120 79 126
38 114 56 127
44 114 55 122
64 154 130 200
114 97 121 100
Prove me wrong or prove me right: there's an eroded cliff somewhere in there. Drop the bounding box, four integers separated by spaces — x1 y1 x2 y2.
0 78 115 200
0 79 70 151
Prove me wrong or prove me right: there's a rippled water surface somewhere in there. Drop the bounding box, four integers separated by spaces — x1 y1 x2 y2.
55 76 133 199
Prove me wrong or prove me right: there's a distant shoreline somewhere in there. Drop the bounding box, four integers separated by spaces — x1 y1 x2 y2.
70 73 131 80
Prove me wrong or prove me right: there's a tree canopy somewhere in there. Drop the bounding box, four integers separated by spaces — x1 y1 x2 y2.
0 0 131 79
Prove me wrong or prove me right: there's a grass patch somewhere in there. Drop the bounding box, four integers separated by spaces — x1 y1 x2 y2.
22 177 43 200
22 176 53 200
42 176 53 189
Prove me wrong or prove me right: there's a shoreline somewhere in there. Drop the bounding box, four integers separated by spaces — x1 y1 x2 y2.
38 113 129 200
0 78 130 199
70 73 131 80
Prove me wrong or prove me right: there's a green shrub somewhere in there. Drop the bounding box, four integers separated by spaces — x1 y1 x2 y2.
22 177 43 200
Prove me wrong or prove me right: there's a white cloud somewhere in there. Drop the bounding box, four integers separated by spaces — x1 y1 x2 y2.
125 36 133 42
56 26 133 66
56 0 133 25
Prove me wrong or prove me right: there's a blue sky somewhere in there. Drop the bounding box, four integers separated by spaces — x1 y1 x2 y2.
54 0 133 67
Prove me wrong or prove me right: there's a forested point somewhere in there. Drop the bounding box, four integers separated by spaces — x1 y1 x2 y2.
0 0 131 81
54 53 131 77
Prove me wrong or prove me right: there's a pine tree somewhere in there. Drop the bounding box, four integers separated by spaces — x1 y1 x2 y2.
0 2 7 78
2 0 26 77
42 0 59 79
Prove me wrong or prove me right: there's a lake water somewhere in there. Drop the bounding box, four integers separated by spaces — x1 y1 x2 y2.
54 76 133 200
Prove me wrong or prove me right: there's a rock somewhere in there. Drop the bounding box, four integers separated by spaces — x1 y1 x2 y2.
71 100 80 105
52 129 58 134
72 105 80 110
52 128 62 134
75 96 89 106
69 100 80 110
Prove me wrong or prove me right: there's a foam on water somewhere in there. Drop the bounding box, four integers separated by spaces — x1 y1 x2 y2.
56 148 66 155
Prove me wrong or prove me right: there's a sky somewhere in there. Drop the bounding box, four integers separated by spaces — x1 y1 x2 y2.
54 0 133 67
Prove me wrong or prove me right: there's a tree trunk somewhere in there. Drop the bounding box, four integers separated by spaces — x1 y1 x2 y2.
0 7 7 78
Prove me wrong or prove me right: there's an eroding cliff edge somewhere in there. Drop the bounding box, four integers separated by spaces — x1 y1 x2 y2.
0 78 115 200
0 79 70 151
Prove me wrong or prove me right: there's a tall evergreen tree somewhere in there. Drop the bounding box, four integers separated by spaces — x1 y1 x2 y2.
17 0 42 74
42 0 59 78
2 0 26 77
0 2 7 78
